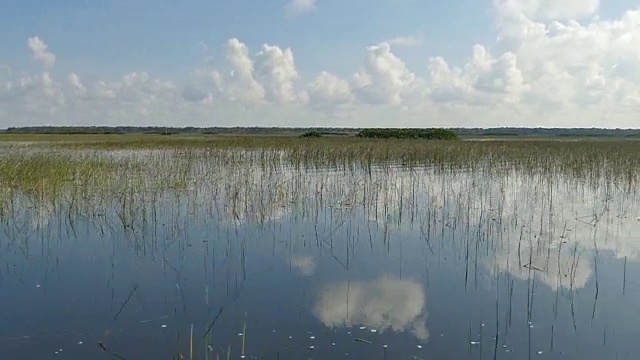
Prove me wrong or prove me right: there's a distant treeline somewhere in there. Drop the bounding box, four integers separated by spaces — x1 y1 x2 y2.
454 127 640 137
357 128 459 140
1 126 300 135
2 126 640 138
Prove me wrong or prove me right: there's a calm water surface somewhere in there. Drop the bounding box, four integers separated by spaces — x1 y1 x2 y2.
1 159 639 359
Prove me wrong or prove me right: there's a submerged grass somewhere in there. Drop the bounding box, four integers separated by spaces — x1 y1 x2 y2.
1 134 639 358
1 135 638 220
0 138 634 219
0 154 122 187
2 134 640 174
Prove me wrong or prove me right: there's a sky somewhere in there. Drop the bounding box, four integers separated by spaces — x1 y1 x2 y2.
1 0 640 128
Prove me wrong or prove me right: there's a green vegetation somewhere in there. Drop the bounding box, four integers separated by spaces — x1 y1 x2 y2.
1 133 639 358
4 126 640 138
300 131 322 138
0 134 638 199
356 128 459 140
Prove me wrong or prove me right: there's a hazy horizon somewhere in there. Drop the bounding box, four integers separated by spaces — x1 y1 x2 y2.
2 0 640 128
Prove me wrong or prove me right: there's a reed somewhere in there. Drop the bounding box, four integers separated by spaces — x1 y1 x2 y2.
1 134 638 358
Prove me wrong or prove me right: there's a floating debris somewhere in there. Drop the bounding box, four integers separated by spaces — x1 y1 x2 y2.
416 344 423 349
77 341 83 345
354 338 372 344
370 329 377 333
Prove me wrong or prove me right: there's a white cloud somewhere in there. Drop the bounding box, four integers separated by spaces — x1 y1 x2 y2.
313 277 429 341
181 85 213 104
27 37 56 69
352 42 423 105
427 45 529 105
219 38 266 103
495 0 600 21
5 3 640 129
385 33 424 47
285 0 317 17
422 5 640 119
68 73 83 89
308 71 353 106
254 44 299 102
192 39 303 105
67 73 87 98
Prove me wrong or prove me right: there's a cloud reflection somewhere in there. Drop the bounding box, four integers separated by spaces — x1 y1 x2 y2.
313 276 429 341
291 255 316 276
493 247 592 290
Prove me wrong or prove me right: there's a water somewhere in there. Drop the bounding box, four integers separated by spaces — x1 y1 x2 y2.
1 157 640 359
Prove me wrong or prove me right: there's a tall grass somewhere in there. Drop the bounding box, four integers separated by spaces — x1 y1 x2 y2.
0 135 638 358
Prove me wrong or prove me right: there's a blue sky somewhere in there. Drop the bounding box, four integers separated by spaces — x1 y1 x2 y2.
1 0 640 128
0 0 493 77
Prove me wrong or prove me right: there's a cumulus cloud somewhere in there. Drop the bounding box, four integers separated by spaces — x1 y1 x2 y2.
68 73 83 89
67 73 87 97
424 5 640 114
7 2 640 128
222 38 266 103
182 86 213 104
308 71 353 106
352 42 423 105
495 0 600 21
385 33 424 47
285 0 317 17
313 277 429 341
427 45 529 105
254 44 299 102
27 37 56 69
193 39 304 105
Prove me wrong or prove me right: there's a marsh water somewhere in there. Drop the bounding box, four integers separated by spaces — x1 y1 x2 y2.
1 149 640 359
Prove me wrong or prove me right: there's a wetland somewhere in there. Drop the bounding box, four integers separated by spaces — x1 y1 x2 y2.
0 135 639 359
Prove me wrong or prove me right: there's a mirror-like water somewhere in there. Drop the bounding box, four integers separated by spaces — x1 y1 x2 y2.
1 149 640 359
